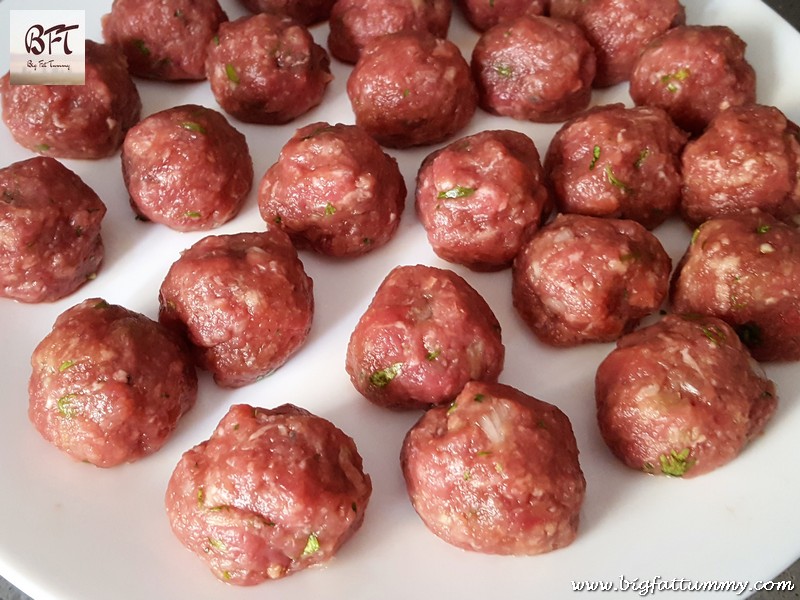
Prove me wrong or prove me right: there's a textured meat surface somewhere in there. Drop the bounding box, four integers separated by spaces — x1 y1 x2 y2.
629 25 756 134
205 14 332 124
595 314 777 477
258 122 406 256
455 0 547 32
401 380 585 554
347 31 477 148
346 264 504 409
159 229 314 387
544 103 688 229
550 0 685 87
28 298 197 467
237 0 336 25
513 214 671 345
471 16 596 123
102 0 228 80
122 104 253 232
0 157 106 303
670 213 800 361
0 41 141 159
165 403 372 585
328 0 451 64
680 104 800 227
415 129 549 270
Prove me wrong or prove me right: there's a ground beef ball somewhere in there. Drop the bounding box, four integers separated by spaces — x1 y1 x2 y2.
544 103 687 229
102 0 227 80
258 122 406 257
629 25 756 135
206 14 332 124
347 31 477 148
122 104 252 232
236 0 335 26
670 213 800 362
680 104 800 228
455 0 547 32
0 40 141 159
346 265 504 410
159 229 313 388
165 403 371 585
415 129 550 270
512 214 671 346
0 157 106 303
550 0 685 88
595 314 777 478
471 16 596 123
328 0 451 64
28 298 197 468
401 380 585 554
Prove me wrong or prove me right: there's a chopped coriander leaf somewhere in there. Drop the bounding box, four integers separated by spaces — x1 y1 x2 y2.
690 226 701 245
660 67 690 93
493 64 513 78
57 394 77 418
476 450 492 457
604 165 629 192
473 393 485 403
446 400 458 415
133 39 150 56
402 88 411 98
93 299 110 309
302 533 320 557
619 250 640 263
634 148 650 169
185 210 202 219
589 145 601 170
58 360 75 372
324 202 336 216
274 215 282 225
225 63 240 84
426 348 441 361
437 185 476 200
463 469 472 481
222 571 232 580
212 35 220 46
197 487 205 506
756 223 771 234
208 537 226 551
180 121 207 134
701 324 726 346
34 143 50 153
369 363 401 388
659 448 694 477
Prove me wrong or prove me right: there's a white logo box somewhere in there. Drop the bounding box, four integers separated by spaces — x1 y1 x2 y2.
9 9 85 84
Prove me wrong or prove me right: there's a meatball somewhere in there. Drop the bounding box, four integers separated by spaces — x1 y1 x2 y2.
512 214 671 346
629 25 756 134
0 40 141 159
328 0 451 64
680 104 800 227
28 298 197 468
165 403 371 585
549 0 685 88
544 103 688 229
347 31 477 148
0 157 106 303
472 16 596 123
595 314 777 477
415 129 550 270
346 265 504 410
159 229 314 388
455 0 547 32
206 14 332 124
236 0 336 26
122 104 253 232
670 213 800 362
401 380 585 554
102 0 228 80
258 122 406 257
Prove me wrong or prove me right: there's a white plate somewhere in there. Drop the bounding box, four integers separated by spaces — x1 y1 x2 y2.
1 1 799 599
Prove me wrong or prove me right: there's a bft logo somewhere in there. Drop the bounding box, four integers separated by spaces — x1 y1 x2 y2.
10 10 86 85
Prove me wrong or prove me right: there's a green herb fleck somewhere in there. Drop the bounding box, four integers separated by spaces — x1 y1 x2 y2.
589 145 601 170
701 324 726 346
225 63 240 84
426 348 441 361
463 469 472 481
302 532 320 557
659 448 694 477
473 393 485 403
324 202 336 216
619 250 640 263
493 64 513 78
661 67 690 93
58 360 75 372
605 165 629 192
197 487 205 506
93 299 110 309
446 400 458 415
756 224 771 234
212 35 220 46
133 39 150 56
57 394 77 418
634 148 650 169
34 143 50 153
691 227 702 245
362 237 373 246
369 363 401 388
221 570 232 580
180 121 207 134
208 537 226 551
185 210 202 219
274 215 282 225
476 450 492 457
402 88 411 98
437 185 475 200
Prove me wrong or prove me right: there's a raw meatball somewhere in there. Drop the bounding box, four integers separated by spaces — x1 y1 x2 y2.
471 16 596 123
455 0 547 32
550 0 685 88
258 122 406 257
102 0 228 80
166 403 371 585
512 214 671 346
670 213 800 362
206 14 332 124
346 265 504 410
415 129 550 270
0 40 141 159
122 104 252 232
544 103 687 229
0 157 106 303
347 31 477 148
629 25 756 134
401 380 585 554
595 314 777 477
328 0 451 64
680 104 800 227
236 0 335 26
159 229 314 388
28 298 197 468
